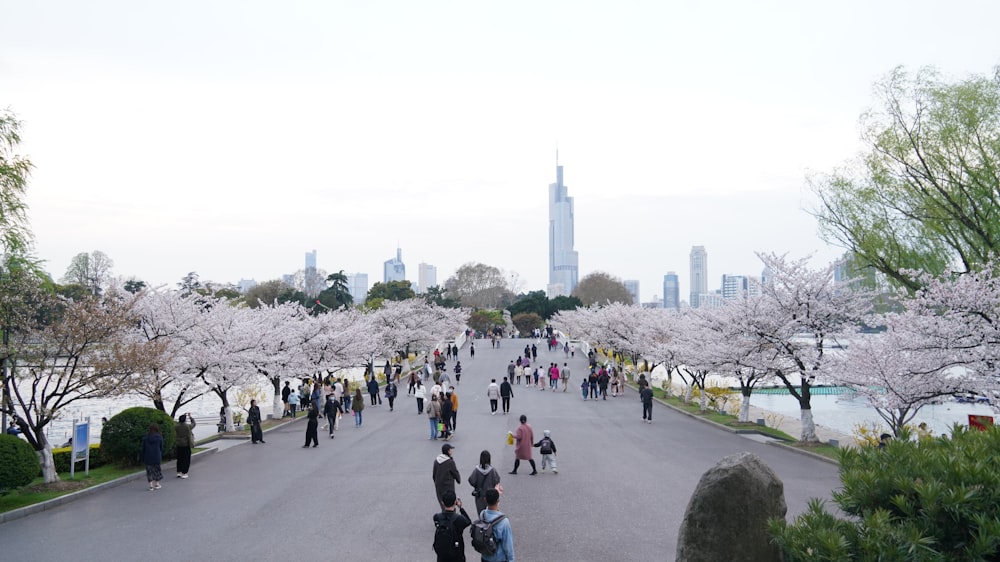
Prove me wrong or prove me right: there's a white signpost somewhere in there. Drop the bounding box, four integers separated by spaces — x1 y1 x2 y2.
70 417 91 478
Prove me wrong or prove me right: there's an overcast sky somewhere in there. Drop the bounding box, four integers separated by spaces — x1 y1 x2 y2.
3 1 999 302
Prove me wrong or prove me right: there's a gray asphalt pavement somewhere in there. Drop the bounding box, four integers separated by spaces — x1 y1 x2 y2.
0 339 841 561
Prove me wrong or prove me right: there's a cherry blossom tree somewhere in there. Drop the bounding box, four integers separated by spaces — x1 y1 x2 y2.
751 253 871 442
358 299 468 375
4 290 153 482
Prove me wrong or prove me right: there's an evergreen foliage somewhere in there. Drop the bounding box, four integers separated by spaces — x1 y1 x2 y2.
0 434 39 492
100 407 176 466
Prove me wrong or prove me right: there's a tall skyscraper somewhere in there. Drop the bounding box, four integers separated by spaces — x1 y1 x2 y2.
417 263 437 293
548 161 579 298
662 272 679 310
624 280 640 305
304 249 321 297
347 273 369 303
383 247 406 283
689 246 708 308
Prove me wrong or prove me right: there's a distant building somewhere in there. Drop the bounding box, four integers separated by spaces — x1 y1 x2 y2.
417 263 437 294
548 161 579 297
722 274 748 300
237 279 257 293
662 272 679 310
282 274 295 288
624 279 640 305
696 292 725 309
347 273 369 304
642 295 663 309
690 246 708 308
383 247 406 283
304 249 322 297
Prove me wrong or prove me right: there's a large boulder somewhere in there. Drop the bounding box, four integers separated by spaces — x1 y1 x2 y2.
676 451 786 562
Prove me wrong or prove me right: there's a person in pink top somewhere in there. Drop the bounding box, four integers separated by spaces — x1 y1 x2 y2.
508 414 537 476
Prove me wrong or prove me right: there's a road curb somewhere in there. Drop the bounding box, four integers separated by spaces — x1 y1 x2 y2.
0 447 218 525
636 384 840 466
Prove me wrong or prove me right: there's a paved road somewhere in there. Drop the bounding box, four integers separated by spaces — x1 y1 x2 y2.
0 339 841 561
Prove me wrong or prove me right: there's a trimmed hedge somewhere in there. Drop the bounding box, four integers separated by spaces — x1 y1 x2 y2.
51 444 107 474
100 407 176 466
771 425 1000 560
0 434 40 492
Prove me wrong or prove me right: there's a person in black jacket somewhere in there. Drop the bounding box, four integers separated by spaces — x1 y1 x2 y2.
640 385 654 424
432 489 471 562
247 399 264 444
142 423 164 491
281 381 292 417
499 377 513 415
303 402 319 447
324 395 342 437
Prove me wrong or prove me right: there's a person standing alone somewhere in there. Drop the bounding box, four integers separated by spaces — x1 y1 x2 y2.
142 423 164 491
247 399 264 444
640 384 654 423
174 413 196 479
303 402 319 447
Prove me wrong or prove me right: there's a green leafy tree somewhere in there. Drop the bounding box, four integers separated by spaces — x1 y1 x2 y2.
424 285 461 308
123 278 146 294
508 290 552 318
512 312 544 335
467 309 503 334
243 279 288 308
573 272 632 306
316 270 353 311
550 294 582 314
811 66 1000 291
366 280 415 304
177 271 202 296
0 110 33 256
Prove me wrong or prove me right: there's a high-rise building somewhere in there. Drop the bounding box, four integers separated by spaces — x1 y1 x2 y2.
662 272 679 310
418 263 437 294
689 246 708 308
304 249 322 297
548 161 579 298
383 247 406 283
624 280 640 305
347 273 369 304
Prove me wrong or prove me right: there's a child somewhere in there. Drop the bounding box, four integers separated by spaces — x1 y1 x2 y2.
533 430 558 474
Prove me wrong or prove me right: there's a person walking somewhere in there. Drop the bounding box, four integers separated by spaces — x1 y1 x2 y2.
598 368 610 400
508 415 537 476
530 343 537 361
469 342 475 358
433 489 471 562
499 377 513 415
247 399 264 444
440 391 454 440
427 394 442 440
288 388 299 418
303 402 319 447
588 370 599 400
324 395 342 438
385 380 398 412
478 488 515 562
561 363 570 392
311 382 323 414
415 379 427 414
142 423 164 491
174 413 195 479
533 429 558 474
433 443 461 510
507 361 515 384
486 379 500 415
514 363 524 386
367 375 381 406
409 370 418 395
448 386 459 432
453 361 462 385
281 381 292 417
352 388 365 427
640 384 654 424
468 450 502 514
341 378 352 412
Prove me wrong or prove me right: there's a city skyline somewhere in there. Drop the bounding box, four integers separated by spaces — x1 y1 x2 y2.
5 3 996 303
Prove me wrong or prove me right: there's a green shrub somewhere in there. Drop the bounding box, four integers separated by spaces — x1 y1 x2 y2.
0 434 40 492
100 407 175 466
771 425 1000 560
51 444 106 474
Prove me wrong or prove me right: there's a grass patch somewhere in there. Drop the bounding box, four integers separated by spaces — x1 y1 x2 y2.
0 464 140 513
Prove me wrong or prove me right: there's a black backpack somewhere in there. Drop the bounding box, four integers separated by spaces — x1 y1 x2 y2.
539 437 553 455
471 513 506 556
433 514 461 557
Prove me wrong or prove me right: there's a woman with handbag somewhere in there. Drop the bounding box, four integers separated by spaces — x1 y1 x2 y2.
468 450 502 514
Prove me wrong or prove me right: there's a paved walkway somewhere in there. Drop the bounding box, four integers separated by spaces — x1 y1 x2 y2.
0 339 842 561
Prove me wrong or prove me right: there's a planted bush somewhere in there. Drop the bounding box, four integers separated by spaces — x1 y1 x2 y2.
100 407 175 466
0 434 40 492
51 444 106 474
771 426 1000 560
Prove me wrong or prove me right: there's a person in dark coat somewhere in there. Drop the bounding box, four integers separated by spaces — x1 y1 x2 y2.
324 395 342 438
303 402 319 447
281 381 292 417
174 413 196 478
433 443 461 509
439 392 454 440
467 450 502 514
385 380 398 411
433 489 471 562
367 375 381 406
247 399 264 444
142 423 164 491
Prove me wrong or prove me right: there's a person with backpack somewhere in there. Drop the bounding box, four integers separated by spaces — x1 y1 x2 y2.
432 489 471 562
532 430 558 474
473 488 514 561
468 450 502 514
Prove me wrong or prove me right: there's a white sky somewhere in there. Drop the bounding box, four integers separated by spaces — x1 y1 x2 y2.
3 1 999 302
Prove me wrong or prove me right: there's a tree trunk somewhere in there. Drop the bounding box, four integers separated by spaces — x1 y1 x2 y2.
37 436 58 483
740 396 751 423
220 393 235 432
684 384 694 403
698 389 708 412
799 408 818 442
270 376 282 419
